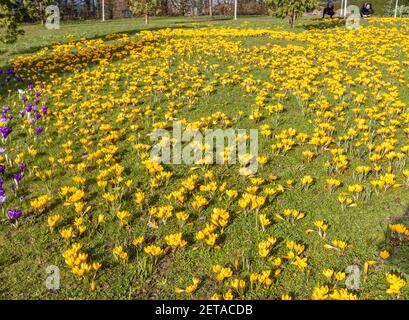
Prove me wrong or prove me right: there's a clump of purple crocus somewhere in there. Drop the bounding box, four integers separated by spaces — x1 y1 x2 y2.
7 209 22 220
13 173 23 189
0 127 12 140
35 127 43 135
18 84 48 141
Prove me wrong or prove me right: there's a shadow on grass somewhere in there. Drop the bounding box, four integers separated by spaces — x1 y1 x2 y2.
9 16 232 58
0 71 25 98
301 18 346 30
378 205 409 274
0 23 199 96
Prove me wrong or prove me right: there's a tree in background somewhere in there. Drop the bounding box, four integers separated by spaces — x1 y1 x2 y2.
130 0 159 24
239 0 267 15
23 0 55 25
160 0 169 15
384 0 409 17
0 0 23 43
266 0 318 28
179 0 186 15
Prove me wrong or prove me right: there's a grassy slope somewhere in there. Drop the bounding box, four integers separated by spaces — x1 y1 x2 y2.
0 16 408 300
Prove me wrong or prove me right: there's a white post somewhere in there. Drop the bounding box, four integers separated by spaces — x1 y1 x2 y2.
234 0 237 20
344 0 348 18
395 0 399 18
340 0 344 17
102 0 105 21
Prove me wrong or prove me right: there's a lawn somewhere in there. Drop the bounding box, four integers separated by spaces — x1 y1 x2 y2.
0 15 408 300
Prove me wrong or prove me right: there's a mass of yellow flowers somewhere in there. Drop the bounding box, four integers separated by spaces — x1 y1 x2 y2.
2 17 408 299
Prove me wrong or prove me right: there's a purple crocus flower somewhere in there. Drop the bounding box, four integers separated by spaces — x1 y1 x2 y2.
26 105 33 113
28 83 34 90
40 84 44 89
0 164 5 174
0 147 6 154
35 127 43 135
0 127 12 139
22 96 28 103
7 209 22 220
2 106 10 113
35 91 41 98
18 163 26 171
41 106 48 115
35 113 41 120
34 98 40 105
20 110 25 117
0 194 6 204
0 189 6 204
13 173 22 185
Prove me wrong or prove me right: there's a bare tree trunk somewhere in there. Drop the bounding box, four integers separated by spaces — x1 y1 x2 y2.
145 13 149 24
209 0 212 17
39 2 44 25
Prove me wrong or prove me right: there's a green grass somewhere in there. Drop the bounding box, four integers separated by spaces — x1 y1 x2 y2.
0 16 287 68
0 16 408 300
